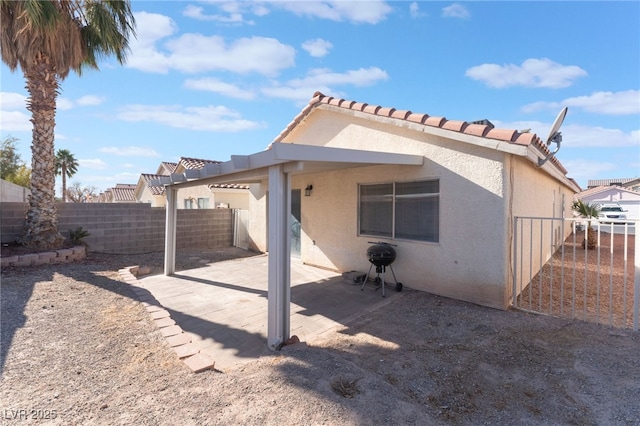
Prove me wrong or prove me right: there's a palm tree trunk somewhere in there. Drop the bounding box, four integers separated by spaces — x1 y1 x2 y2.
20 52 64 249
62 165 67 203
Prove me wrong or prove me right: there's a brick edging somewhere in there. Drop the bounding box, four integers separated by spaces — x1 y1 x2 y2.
1 246 86 268
117 266 216 373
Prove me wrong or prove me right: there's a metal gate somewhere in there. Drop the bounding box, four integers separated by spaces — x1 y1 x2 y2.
512 216 639 331
233 209 249 250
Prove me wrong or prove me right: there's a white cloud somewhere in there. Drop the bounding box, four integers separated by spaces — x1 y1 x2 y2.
0 92 30 132
523 90 640 115
184 78 255 100
79 158 108 170
274 1 392 24
559 159 619 184
495 119 640 148
99 146 161 157
442 3 470 20
126 12 178 73
128 13 296 76
183 4 253 24
466 58 587 89
409 2 426 19
165 35 295 75
302 38 333 58
58 97 74 110
117 104 263 132
262 67 389 103
76 95 105 106
0 92 27 109
0 110 31 132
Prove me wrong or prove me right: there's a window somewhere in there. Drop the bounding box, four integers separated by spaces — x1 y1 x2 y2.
197 197 209 209
359 179 439 242
184 199 195 209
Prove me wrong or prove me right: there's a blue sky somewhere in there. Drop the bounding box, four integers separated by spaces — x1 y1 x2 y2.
1 1 638 193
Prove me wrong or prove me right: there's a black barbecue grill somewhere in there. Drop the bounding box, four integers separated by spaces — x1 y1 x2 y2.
361 242 403 297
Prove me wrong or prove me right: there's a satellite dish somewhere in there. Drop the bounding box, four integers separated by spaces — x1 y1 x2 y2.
538 107 568 167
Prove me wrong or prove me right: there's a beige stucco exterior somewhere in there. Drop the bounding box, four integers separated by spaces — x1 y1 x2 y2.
248 106 577 309
136 182 249 210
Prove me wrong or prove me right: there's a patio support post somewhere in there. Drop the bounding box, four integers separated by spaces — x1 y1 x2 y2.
164 186 177 275
267 164 291 349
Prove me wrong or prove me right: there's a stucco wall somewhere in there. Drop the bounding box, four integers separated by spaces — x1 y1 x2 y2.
506 156 576 306
248 108 577 309
1 202 233 253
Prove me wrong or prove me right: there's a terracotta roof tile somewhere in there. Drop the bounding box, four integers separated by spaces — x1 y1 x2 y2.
391 110 411 120
407 113 428 124
111 184 136 202
442 120 467 132
352 102 367 111
363 104 381 115
272 91 569 177
141 174 166 195
424 116 446 127
178 157 221 170
208 183 250 190
377 107 396 117
486 128 517 142
161 162 178 173
464 124 491 137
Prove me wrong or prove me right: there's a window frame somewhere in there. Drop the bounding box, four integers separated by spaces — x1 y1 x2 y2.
358 178 440 243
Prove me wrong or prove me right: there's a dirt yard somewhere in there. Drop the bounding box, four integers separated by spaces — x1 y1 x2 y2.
1 248 639 425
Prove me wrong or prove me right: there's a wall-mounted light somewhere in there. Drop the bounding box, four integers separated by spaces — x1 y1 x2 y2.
304 184 313 197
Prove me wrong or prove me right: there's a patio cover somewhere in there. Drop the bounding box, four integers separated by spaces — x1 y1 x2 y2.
153 143 423 349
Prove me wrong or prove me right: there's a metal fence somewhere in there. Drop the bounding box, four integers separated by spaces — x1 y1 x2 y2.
512 217 639 331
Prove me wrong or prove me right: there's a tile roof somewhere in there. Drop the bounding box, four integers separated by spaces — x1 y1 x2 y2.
178 157 221 170
160 161 178 174
208 183 250 190
111 184 136 202
577 184 640 199
273 91 567 175
587 178 638 188
140 174 167 195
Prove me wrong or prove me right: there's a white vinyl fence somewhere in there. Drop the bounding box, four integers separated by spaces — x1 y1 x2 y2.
512 217 639 331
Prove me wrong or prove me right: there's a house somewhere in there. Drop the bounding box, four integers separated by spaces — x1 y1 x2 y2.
102 183 137 203
577 185 640 220
134 157 250 209
587 177 640 191
156 92 580 348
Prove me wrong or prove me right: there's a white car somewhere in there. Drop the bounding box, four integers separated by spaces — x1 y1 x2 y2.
598 204 628 223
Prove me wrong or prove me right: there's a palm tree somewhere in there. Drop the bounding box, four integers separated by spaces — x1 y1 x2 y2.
0 1 135 249
572 200 600 250
55 149 78 202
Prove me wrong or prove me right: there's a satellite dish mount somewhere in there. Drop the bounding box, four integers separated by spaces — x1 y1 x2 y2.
537 107 568 167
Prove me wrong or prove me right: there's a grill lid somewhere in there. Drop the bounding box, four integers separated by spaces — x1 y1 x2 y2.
367 242 397 267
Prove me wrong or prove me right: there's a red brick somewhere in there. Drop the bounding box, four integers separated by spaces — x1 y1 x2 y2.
159 325 182 337
174 343 200 359
166 333 191 347
183 353 215 373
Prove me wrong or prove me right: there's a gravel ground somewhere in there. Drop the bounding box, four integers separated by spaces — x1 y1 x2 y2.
1 248 639 425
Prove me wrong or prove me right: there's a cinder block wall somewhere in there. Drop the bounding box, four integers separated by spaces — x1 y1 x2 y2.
1 202 234 254
0 180 30 202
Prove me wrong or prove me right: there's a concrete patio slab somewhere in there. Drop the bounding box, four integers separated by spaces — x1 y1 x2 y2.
138 254 402 371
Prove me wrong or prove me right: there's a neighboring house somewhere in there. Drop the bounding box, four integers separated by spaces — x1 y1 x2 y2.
587 177 640 191
135 173 167 207
159 92 580 314
134 157 250 209
577 185 640 220
94 183 137 203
